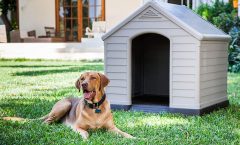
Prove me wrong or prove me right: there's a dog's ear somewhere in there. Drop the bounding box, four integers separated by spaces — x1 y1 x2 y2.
75 78 81 92
98 73 110 90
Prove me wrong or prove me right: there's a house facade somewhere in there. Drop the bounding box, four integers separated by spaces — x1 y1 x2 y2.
17 0 228 42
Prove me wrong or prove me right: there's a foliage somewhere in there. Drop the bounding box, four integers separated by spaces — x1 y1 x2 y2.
212 11 237 33
11 20 18 30
0 60 240 144
228 26 240 72
0 0 17 38
196 0 234 22
0 0 16 15
196 0 240 72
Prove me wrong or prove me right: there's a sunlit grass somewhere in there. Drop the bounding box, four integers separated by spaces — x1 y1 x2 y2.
0 59 239 145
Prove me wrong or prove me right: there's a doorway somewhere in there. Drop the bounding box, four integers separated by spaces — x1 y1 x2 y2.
131 33 170 106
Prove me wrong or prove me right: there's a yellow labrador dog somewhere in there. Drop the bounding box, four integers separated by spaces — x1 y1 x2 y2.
39 72 133 139
4 72 133 139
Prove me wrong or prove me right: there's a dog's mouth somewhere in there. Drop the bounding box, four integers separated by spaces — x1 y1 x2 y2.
83 89 96 100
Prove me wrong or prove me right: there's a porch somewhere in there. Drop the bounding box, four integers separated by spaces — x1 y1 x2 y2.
0 37 104 60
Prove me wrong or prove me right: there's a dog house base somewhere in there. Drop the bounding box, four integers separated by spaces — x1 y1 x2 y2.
110 100 229 116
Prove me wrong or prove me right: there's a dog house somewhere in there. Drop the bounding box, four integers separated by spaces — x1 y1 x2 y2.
102 1 231 115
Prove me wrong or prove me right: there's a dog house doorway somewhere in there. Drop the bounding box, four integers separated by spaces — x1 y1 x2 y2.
131 33 170 106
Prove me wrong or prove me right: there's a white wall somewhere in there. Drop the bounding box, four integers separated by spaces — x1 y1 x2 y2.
105 0 143 30
143 0 167 3
19 0 55 37
0 25 7 43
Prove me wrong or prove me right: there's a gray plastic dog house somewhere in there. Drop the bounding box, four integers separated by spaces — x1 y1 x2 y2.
102 1 231 115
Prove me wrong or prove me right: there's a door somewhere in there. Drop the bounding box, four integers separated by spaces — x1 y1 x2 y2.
82 0 105 37
56 0 105 41
56 0 82 42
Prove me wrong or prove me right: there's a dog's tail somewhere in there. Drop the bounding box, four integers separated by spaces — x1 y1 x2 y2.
2 116 26 121
2 114 49 122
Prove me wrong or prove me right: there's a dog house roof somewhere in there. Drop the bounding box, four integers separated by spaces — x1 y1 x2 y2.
102 1 231 41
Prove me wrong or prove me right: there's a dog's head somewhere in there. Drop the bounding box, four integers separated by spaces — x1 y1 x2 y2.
75 72 109 101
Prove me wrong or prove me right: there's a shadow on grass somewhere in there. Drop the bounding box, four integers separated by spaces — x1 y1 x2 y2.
0 85 81 118
0 97 57 119
12 65 103 76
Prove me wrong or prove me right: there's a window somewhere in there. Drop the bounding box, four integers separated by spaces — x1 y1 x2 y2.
82 0 105 37
56 0 105 41
56 0 81 41
168 0 193 8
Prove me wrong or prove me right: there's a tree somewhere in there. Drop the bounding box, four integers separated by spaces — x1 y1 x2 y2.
0 0 17 42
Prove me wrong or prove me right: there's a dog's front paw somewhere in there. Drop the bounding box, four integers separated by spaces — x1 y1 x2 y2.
125 134 136 139
80 131 89 140
73 127 89 140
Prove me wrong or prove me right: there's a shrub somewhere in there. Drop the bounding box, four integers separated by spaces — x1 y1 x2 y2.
196 0 240 72
212 12 236 33
228 26 240 72
196 0 233 22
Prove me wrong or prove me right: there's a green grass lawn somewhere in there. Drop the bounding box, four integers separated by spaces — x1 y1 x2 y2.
0 59 239 145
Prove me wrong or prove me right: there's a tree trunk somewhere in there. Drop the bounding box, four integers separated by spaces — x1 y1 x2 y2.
1 14 12 42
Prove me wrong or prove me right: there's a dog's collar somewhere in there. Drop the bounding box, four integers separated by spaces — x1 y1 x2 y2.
84 93 106 113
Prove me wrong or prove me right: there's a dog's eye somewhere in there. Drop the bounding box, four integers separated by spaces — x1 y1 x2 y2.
90 77 96 80
80 77 84 81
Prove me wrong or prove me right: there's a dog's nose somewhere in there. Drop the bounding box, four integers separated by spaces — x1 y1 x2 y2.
82 83 88 88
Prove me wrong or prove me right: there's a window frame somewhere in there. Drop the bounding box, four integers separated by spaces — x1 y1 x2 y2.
56 0 105 41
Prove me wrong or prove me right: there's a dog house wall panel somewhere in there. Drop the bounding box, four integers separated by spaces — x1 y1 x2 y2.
112 29 190 37
107 94 130 105
172 97 196 109
103 2 230 114
104 40 130 105
123 21 179 29
106 35 198 107
199 41 229 109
